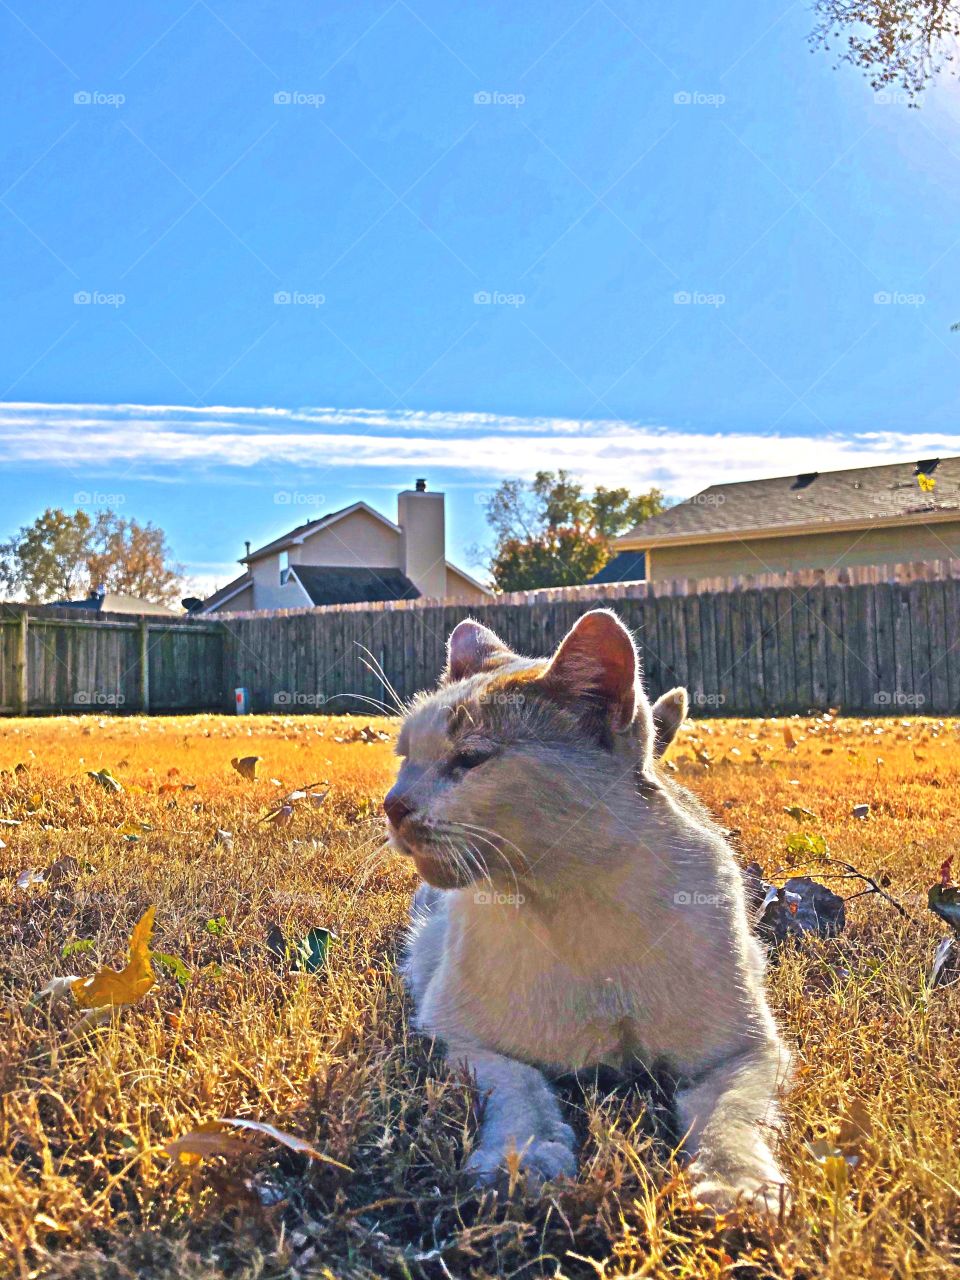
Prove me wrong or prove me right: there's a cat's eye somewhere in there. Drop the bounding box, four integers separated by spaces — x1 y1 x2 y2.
450 745 494 772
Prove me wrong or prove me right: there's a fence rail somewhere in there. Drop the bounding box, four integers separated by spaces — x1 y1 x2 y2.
2 563 958 717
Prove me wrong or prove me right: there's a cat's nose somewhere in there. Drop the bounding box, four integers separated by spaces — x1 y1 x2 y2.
384 787 413 829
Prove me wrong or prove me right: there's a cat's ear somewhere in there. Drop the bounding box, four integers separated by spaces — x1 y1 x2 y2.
446 619 513 682
651 686 688 757
542 609 638 732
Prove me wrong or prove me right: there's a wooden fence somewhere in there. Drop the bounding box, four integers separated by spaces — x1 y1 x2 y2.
2 562 959 716
222 563 960 717
0 605 224 715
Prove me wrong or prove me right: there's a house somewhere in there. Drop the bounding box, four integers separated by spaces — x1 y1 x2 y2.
196 480 491 614
52 588 178 616
602 456 960 583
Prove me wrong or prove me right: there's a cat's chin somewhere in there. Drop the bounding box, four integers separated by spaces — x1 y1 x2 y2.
411 854 473 890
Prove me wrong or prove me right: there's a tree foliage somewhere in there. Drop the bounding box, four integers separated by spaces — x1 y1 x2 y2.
811 1 960 99
0 507 183 605
480 471 664 592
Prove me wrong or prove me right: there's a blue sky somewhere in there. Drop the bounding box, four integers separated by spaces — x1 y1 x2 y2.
3 2 960 592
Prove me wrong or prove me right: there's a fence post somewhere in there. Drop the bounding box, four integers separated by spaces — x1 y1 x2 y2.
14 611 28 714
138 618 150 712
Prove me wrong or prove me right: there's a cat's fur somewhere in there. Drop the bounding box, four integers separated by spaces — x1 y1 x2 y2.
386 609 790 1213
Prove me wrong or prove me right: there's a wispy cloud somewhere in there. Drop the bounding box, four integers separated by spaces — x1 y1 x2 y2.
2 401 958 496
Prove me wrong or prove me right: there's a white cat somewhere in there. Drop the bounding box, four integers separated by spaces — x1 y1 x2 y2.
386 609 790 1214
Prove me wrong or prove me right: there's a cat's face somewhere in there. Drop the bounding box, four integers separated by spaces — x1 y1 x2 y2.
385 610 685 893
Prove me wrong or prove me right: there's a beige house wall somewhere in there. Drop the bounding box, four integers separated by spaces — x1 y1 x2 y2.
445 564 491 605
643 520 960 582
290 509 402 569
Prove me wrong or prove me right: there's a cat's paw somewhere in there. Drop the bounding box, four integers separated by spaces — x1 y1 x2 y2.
691 1173 790 1221
465 1136 577 1193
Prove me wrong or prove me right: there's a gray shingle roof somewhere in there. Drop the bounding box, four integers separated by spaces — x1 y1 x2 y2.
292 565 420 605
589 550 647 583
619 456 960 545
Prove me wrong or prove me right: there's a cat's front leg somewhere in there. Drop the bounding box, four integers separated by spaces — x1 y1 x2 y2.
449 1041 577 1190
675 1038 790 1217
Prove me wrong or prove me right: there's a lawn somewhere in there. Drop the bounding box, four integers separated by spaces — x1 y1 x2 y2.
1 711 958 1279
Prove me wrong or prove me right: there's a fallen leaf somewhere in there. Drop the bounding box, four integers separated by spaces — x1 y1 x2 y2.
87 768 123 793
163 1121 253 1165
260 802 294 826
163 1118 350 1170
784 805 817 823
215 1118 350 1168
71 906 156 1009
837 1097 873 1153
292 927 336 974
154 951 191 986
47 856 79 885
62 938 96 959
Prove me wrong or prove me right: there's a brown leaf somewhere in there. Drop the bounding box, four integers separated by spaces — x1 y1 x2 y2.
231 756 262 782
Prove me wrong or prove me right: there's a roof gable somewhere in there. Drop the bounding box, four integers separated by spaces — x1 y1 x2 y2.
243 502 399 562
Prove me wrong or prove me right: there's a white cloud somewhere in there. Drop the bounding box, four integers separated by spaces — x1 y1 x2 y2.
1 401 958 498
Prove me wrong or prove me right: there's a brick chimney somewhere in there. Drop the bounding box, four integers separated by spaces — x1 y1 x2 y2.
398 479 447 598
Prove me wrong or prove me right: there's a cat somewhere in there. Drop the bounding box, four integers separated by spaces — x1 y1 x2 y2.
386 608 791 1215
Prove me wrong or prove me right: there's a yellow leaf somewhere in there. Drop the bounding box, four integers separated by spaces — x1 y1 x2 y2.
163 1121 252 1165
71 906 156 1009
822 1154 849 1194
260 802 294 826
917 471 936 492
162 1118 351 1169
231 756 261 781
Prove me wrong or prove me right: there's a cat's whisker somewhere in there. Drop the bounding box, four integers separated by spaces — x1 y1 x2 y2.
337 691 400 717
449 819 532 872
458 829 522 900
357 645 407 715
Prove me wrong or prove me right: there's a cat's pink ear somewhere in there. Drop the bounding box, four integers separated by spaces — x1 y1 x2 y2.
543 609 637 731
446 619 513 681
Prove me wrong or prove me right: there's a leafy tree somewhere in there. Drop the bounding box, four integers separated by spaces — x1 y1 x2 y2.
0 507 183 605
811 2 960 100
0 508 92 602
86 513 183 605
479 470 665 592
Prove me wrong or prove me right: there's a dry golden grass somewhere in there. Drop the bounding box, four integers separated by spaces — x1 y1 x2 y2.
1 710 959 1279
